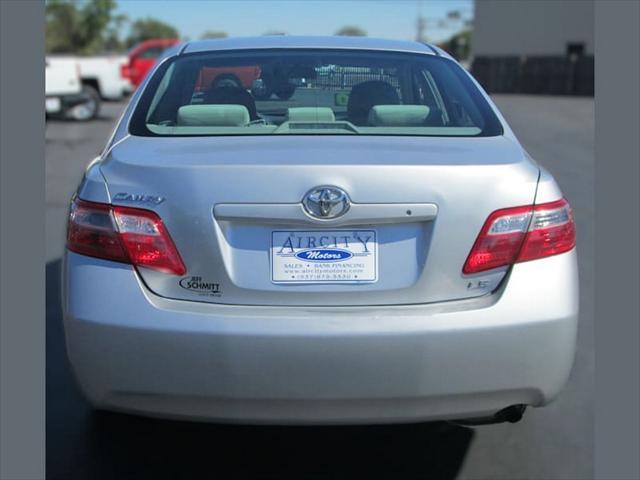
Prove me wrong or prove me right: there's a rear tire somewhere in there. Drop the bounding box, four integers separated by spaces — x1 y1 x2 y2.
274 84 296 100
67 84 100 121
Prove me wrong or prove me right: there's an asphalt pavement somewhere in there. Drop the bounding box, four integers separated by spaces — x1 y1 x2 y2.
46 95 594 479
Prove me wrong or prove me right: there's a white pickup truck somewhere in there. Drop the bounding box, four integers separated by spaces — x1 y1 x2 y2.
45 57 99 121
74 55 132 101
51 54 133 100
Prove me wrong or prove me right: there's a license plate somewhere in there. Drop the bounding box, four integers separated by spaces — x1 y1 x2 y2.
45 97 61 113
271 230 377 284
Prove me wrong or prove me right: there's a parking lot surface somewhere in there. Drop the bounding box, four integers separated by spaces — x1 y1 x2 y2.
46 95 593 479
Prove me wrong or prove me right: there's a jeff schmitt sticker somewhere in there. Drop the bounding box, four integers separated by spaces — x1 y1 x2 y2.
179 276 222 297
271 230 377 284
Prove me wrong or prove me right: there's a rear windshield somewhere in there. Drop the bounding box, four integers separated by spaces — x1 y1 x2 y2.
130 49 503 137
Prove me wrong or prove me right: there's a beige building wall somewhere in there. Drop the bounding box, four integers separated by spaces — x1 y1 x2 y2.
472 0 594 57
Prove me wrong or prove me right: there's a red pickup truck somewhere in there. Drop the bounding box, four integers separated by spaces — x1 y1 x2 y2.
122 38 261 91
122 39 179 87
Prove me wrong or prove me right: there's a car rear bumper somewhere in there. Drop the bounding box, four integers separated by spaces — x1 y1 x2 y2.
62 250 579 424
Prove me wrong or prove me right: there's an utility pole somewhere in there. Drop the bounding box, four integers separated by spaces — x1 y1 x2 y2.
416 0 426 43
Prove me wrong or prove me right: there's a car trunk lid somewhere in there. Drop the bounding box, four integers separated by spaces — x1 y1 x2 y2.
98 134 539 306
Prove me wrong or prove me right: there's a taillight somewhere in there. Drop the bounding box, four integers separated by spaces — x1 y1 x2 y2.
67 198 186 275
120 64 130 80
463 198 576 274
66 199 128 262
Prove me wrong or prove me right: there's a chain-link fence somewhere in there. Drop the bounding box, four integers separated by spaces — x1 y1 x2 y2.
311 67 400 90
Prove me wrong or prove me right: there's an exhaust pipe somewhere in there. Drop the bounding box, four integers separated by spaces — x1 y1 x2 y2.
495 404 527 423
450 404 527 427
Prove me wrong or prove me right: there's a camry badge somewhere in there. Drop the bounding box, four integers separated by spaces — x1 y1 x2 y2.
113 192 166 206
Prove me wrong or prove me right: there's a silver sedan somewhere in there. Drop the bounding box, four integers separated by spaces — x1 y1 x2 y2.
63 36 578 425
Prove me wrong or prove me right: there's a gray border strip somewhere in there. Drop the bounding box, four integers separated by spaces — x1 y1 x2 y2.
595 1 640 479
0 2 637 479
0 1 45 479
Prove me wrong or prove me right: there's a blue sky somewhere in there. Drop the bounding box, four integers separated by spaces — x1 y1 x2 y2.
115 0 473 43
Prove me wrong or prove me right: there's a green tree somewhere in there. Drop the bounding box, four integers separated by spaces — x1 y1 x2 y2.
335 26 367 37
439 29 472 61
126 17 180 48
46 0 117 54
104 13 129 52
200 30 228 39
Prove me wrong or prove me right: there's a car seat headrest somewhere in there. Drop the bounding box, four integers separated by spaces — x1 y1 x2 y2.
177 104 250 126
286 107 336 122
204 85 258 120
367 105 431 126
347 80 400 125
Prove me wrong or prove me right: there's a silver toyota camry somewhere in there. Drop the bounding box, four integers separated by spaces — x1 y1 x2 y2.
63 36 578 425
